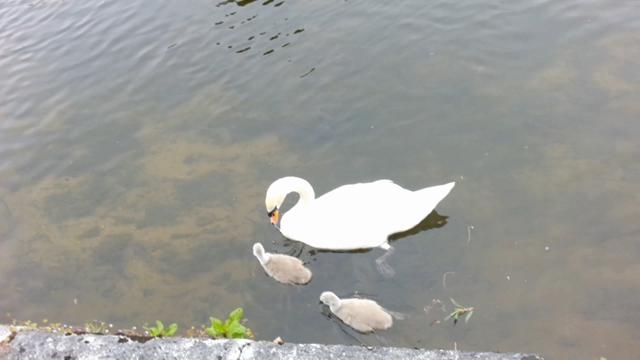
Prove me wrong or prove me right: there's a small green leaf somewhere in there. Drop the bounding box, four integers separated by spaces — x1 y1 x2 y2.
228 322 247 339
444 312 454 321
156 320 164 333
165 323 178 336
204 326 224 339
212 318 224 334
229 308 244 322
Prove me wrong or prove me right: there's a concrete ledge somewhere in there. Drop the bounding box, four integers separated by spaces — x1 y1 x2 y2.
0 325 543 360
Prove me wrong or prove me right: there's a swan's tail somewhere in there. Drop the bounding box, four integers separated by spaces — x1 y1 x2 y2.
389 181 455 235
415 181 455 210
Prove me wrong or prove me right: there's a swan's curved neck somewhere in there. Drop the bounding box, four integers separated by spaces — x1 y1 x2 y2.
283 177 315 206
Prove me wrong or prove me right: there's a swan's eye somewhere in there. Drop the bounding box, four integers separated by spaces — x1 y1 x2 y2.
267 208 277 217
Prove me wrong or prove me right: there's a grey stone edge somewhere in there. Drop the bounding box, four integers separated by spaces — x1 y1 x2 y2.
0 325 543 360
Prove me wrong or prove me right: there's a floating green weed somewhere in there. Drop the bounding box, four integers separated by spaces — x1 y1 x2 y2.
444 298 474 325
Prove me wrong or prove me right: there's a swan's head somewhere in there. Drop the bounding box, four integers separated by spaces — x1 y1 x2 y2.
252 242 270 264
265 177 315 226
265 180 288 226
320 291 341 310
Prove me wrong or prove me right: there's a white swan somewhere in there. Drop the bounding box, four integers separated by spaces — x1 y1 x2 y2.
265 177 454 276
252 242 312 285
320 291 393 332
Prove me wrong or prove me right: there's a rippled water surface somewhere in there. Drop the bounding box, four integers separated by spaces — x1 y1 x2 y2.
1 0 639 357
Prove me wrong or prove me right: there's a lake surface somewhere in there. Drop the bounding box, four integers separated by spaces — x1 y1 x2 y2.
1 0 639 357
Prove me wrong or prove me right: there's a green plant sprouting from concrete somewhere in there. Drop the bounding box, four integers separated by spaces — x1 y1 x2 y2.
144 320 178 338
85 320 111 334
4 309 254 340
205 308 253 339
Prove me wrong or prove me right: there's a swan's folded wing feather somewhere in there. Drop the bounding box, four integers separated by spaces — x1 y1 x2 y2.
280 180 454 250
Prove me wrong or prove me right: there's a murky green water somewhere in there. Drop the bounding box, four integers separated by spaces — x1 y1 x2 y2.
1 0 639 357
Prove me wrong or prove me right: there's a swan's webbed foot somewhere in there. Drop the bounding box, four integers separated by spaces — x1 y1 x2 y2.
375 245 395 278
375 259 395 278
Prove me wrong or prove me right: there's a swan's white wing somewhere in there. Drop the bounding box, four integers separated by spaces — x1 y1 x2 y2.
280 180 454 250
281 180 407 249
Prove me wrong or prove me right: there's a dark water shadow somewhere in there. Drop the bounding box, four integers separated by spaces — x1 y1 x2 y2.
212 0 308 60
319 301 392 345
389 210 448 242
217 0 284 7
318 302 366 344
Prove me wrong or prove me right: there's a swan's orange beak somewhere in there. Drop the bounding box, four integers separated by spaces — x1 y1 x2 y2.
269 209 280 226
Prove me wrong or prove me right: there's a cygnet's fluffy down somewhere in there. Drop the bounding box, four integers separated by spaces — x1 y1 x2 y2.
252 243 312 285
319 291 392 333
